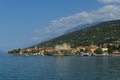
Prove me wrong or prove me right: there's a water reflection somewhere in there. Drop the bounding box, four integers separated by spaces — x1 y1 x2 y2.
54 56 120 80
93 57 120 80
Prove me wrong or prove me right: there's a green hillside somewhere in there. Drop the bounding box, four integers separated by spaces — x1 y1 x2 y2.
37 20 120 48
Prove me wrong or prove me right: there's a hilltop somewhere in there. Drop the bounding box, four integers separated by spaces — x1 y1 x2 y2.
37 20 120 48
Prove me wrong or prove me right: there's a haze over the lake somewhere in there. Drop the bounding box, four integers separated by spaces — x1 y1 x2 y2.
0 0 120 51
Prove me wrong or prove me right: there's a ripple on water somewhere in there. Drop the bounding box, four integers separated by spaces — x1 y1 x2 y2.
0 54 120 80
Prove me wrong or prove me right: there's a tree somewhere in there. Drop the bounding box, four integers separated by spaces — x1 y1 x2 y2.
107 47 113 54
8 49 21 54
80 49 84 52
94 48 103 54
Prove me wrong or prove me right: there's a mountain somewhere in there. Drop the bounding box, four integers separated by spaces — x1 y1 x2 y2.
36 20 120 48
65 22 101 34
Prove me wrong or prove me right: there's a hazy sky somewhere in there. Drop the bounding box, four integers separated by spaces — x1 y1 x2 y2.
0 0 120 51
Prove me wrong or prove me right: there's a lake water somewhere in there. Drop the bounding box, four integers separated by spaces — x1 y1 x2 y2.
0 52 120 80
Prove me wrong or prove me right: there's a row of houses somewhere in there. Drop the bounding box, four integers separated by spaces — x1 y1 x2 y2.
20 43 118 56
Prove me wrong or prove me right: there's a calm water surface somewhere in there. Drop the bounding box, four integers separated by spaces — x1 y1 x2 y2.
0 52 120 80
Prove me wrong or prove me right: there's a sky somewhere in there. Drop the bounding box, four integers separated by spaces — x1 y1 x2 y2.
0 0 120 51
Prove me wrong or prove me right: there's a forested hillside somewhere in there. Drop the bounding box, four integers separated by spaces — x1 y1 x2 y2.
36 20 120 48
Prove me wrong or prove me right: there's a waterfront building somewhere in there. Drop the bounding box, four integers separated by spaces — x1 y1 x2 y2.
76 46 85 51
102 48 108 52
89 45 98 53
26 48 35 52
112 50 120 54
45 47 54 52
55 43 71 50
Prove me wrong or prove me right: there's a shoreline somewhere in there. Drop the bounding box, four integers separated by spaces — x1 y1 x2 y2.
8 52 120 57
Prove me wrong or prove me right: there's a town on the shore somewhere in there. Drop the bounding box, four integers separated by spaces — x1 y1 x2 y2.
8 41 120 56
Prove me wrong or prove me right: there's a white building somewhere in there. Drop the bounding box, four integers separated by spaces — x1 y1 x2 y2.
102 48 108 52
55 43 71 50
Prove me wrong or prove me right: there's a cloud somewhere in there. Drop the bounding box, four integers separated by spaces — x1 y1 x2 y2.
99 0 120 4
33 4 120 43
93 5 120 20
